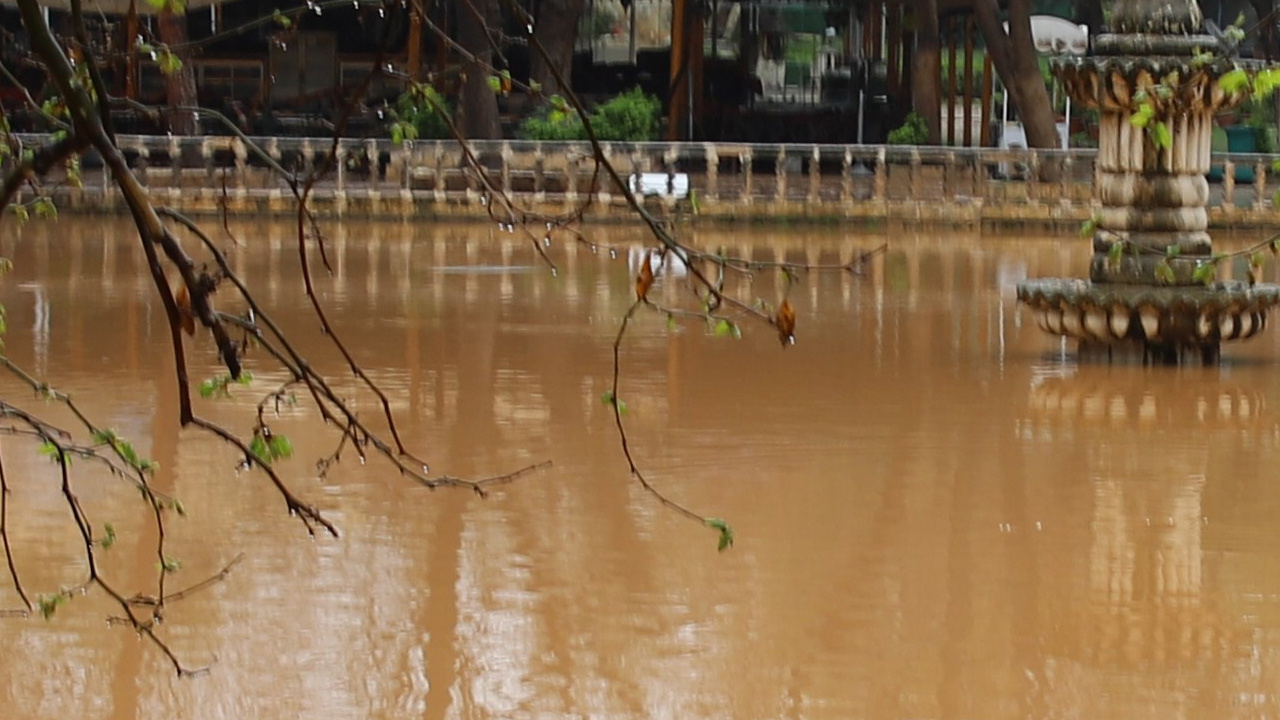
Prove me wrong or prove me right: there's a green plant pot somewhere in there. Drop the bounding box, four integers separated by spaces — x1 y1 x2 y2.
1209 125 1257 182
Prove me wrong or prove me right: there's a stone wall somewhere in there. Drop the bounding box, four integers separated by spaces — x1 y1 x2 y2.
14 135 1280 228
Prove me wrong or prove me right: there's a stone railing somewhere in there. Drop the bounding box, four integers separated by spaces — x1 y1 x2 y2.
17 134 1280 227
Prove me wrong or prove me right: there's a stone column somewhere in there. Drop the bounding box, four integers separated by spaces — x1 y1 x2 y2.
1053 0 1243 286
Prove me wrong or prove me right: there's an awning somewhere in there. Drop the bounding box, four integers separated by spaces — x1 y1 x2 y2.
0 0 232 15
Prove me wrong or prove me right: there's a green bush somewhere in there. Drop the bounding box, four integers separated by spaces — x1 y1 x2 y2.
391 85 452 141
520 100 586 141
519 88 660 142
887 112 929 145
589 87 661 141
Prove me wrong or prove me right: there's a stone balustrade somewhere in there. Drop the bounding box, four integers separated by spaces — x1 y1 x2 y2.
12 134 1280 227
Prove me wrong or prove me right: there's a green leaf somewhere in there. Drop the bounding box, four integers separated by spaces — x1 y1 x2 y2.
156 49 183 77
600 392 628 414
11 204 29 225
37 594 65 620
1192 261 1218 285
33 197 57 220
268 434 293 461
66 157 82 188
38 441 63 462
172 499 186 517
713 319 734 337
272 8 293 28
161 556 182 572
1107 240 1125 269
199 372 249 399
1153 121 1172 148
249 435 270 465
1220 68 1250 95
1079 217 1098 238
528 79 543 94
1250 251 1268 284
1166 244 1181 258
666 315 677 331
487 75 502 94
1154 258 1176 284
1257 69 1280 98
704 517 735 552
100 523 117 550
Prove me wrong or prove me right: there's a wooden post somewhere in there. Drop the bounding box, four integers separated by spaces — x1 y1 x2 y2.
979 52 993 147
125 0 138 100
435 1 447 73
886 2 899 99
870 1 883 65
407 2 423 81
947 15 958 145
668 0 687 140
963 16 975 147
690 2 705 136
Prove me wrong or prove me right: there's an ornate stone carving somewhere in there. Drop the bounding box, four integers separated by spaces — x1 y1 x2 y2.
1015 0 1280 363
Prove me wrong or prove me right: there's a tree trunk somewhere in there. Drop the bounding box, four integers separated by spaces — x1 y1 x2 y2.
1248 0 1276 60
1074 0 1105 33
530 0 587 95
972 0 1059 149
457 0 502 139
157 5 198 135
912 0 942 144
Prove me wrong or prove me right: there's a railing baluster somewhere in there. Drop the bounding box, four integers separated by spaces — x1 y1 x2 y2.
909 148 922 199
808 145 820 204
705 142 718 203
533 142 545 202
169 135 180 195
1255 160 1268 210
776 146 787 202
358 138 374 197
1027 149 1041 202
1223 159 1236 211
501 141 512 196
874 147 887 202
841 147 852 204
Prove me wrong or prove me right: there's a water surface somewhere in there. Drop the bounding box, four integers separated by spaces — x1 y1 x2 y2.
2 218 1280 719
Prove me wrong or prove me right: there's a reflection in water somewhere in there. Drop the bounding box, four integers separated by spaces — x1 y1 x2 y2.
2 220 1280 718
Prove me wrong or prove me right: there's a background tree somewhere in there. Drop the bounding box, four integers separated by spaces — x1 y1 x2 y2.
457 0 503 138
913 0 944 144
528 0 588 95
155 0 199 134
972 0 1060 148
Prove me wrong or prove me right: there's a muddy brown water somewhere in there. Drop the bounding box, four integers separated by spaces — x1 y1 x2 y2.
2 218 1280 719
